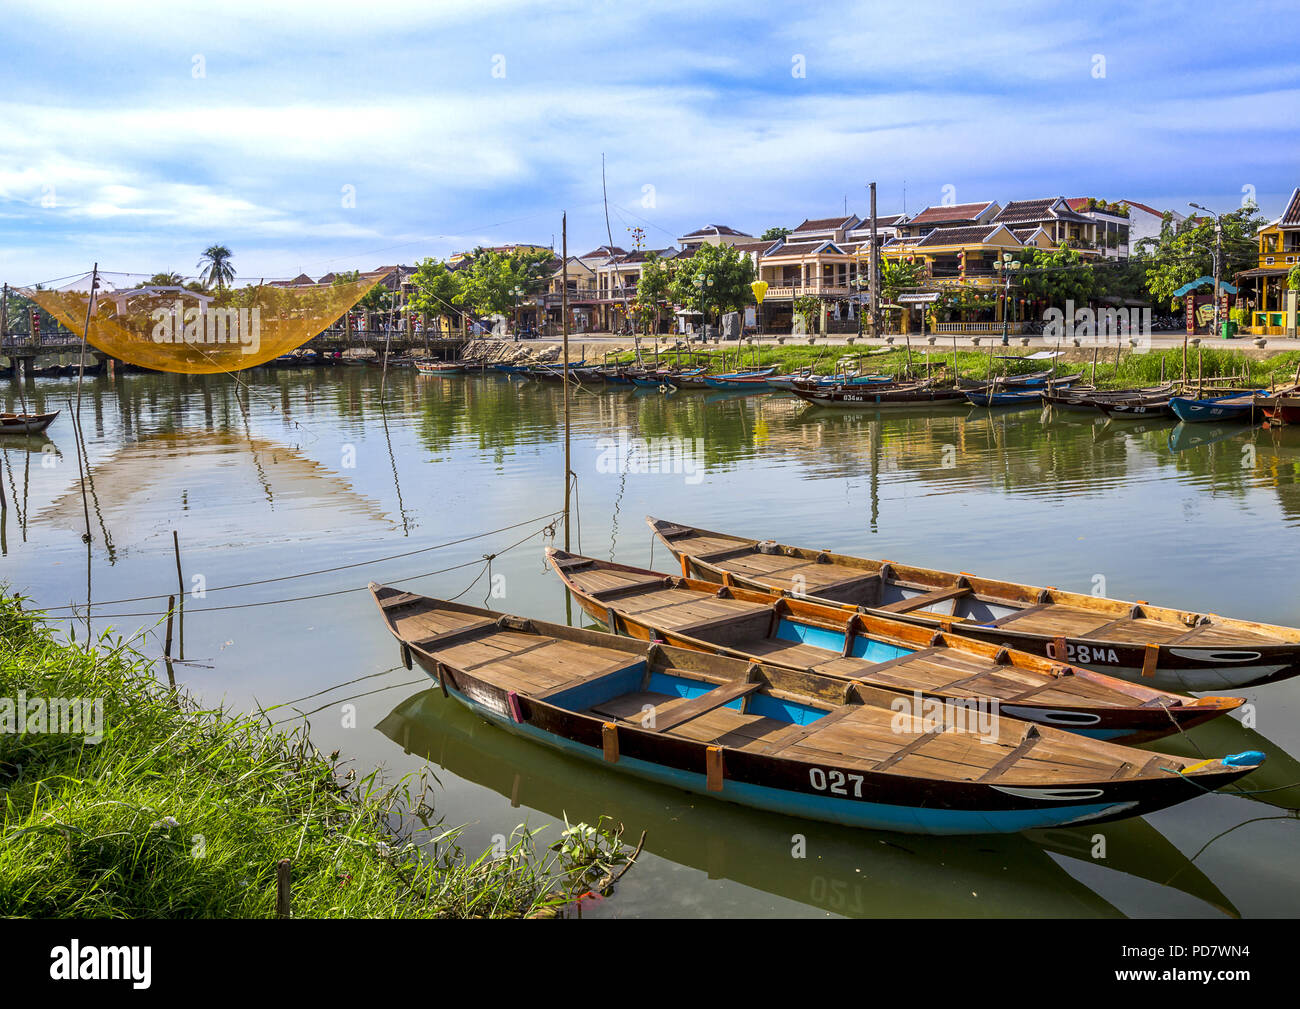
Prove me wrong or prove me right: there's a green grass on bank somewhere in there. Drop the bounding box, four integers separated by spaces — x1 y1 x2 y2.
0 596 633 918
594 343 1300 390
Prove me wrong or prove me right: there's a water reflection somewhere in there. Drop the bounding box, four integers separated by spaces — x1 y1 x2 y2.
377 687 1240 918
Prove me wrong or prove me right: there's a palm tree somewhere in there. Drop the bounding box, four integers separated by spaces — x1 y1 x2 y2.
197 245 235 289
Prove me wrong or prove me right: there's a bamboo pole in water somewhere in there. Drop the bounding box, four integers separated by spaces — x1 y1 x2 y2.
562 213 571 552
173 530 185 662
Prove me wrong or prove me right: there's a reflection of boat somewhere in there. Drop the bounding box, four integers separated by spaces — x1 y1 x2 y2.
548 549 1241 743
376 687 1240 917
1170 391 1266 423
648 516 1300 691
1158 714 1300 812
1167 423 1251 454
0 410 58 435
368 587 1262 835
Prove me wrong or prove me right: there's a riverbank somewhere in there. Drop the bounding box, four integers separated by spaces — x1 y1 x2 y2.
590 343 1300 390
0 594 632 918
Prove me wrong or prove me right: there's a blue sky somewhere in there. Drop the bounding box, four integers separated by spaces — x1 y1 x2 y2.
3 0 1297 285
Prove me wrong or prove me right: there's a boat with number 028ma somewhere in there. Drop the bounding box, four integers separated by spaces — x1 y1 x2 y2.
367 585 1264 835
647 517 1300 691
545 549 1242 744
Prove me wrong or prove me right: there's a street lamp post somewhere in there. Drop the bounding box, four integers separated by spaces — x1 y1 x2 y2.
994 253 1021 345
510 284 524 341
693 274 715 342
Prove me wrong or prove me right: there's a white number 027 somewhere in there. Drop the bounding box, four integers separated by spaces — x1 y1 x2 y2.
809 767 864 797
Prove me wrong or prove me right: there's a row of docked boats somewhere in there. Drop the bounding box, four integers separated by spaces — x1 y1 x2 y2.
418 354 1300 428
366 514 1296 835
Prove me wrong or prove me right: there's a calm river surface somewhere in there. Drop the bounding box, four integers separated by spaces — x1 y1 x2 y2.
4 366 1300 918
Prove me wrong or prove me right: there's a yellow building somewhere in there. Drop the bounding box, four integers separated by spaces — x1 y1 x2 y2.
1238 187 1299 335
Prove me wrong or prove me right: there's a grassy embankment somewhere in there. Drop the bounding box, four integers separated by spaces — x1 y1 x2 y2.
601 343 1300 390
0 595 633 918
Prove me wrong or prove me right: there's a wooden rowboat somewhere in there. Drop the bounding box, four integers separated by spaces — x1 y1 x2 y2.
368 584 1263 835
1169 390 1266 423
547 549 1241 744
415 360 465 375
701 367 778 390
647 517 1300 691
0 410 58 435
791 383 966 409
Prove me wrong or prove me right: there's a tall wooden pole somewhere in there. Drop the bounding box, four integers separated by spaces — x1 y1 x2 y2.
562 213 571 552
868 182 879 338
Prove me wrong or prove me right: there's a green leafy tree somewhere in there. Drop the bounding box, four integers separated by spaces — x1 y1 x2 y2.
761 227 791 241
1015 244 1100 309
668 243 755 328
407 259 465 335
1289 264 1300 291
792 294 821 332
880 257 924 304
633 253 673 335
459 247 555 316
1137 207 1264 307
146 272 185 286
197 245 235 289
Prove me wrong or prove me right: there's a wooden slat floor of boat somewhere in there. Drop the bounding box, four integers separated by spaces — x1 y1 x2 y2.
591 690 789 747
993 604 1117 637
1080 617 1199 646
669 533 748 557
1169 623 1286 646
438 633 641 694
391 605 496 644
565 567 661 595
615 589 765 626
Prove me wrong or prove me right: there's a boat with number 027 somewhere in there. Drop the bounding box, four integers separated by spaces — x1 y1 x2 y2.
367 585 1264 835
546 549 1242 744
647 517 1300 691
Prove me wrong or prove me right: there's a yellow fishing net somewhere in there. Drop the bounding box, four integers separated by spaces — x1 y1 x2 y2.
20 271 390 374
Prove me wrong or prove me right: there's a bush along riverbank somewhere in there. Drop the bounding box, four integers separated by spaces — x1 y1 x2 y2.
0 595 637 918
603 343 1300 390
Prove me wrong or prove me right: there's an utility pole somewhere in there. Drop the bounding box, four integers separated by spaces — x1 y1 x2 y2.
561 213 571 552
869 182 879 338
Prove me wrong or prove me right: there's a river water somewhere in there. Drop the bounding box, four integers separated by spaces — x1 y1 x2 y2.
3 365 1299 918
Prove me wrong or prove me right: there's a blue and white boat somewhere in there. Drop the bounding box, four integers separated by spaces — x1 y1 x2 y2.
1170 390 1266 423
370 585 1264 836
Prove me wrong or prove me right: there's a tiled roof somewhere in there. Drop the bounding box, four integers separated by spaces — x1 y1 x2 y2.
578 246 626 259
792 215 859 233
994 198 1092 225
764 239 849 256
915 224 1013 248
1123 201 1168 219
1282 187 1300 226
906 202 995 226
847 214 904 231
615 248 675 264
680 224 751 238
732 240 779 254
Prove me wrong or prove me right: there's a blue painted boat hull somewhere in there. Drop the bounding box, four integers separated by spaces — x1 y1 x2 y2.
1170 393 1265 423
449 684 1136 835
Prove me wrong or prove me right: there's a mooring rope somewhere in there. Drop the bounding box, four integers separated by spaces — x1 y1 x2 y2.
38 510 562 612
